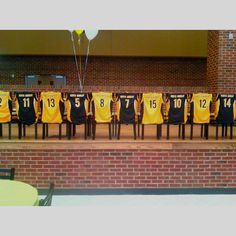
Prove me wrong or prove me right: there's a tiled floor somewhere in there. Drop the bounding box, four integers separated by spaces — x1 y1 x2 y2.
40 194 236 207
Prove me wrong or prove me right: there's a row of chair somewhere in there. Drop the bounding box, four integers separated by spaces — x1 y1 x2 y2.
0 117 234 140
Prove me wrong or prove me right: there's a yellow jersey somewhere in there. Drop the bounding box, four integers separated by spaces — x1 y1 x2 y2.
40 92 64 124
191 93 212 124
91 92 113 123
141 93 164 124
0 91 12 123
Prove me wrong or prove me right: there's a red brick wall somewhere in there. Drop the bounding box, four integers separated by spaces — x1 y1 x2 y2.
207 31 219 92
207 30 236 93
1 148 235 189
0 56 207 92
218 30 236 93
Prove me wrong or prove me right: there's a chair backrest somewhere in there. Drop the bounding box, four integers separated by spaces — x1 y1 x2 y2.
0 168 15 180
39 183 55 206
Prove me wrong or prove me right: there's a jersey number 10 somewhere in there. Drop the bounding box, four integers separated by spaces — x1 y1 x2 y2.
174 99 182 108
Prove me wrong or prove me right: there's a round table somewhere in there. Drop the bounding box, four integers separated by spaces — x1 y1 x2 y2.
0 180 39 206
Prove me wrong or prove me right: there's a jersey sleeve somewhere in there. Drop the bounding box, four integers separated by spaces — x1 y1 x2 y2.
214 94 220 119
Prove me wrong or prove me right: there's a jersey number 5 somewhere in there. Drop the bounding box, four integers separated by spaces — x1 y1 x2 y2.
75 98 80 108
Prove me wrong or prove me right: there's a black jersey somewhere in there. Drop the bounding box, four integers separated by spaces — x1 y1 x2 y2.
66 93 89 124
116 94 139 124
166 94 188 124
215 94 235 124
15 92 38 125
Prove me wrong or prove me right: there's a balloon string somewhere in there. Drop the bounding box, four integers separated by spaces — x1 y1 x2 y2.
71 31 83 92
83 40 90 88
78 37 83 82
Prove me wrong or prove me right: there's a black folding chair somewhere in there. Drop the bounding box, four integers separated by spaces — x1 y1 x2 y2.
39 183 55 206
0 168 15 180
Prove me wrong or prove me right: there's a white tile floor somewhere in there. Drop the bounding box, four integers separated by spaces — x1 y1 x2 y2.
40 194 236 207
2 194 236 236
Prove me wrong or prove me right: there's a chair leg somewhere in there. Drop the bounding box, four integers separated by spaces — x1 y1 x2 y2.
18 122 22 139
84 122 87 140
156 125 159 139
216 123 218 140
133 123 136 140
182 124 185 140
200 124 204 138
205 124 209 140
222 124 224 137
117 123 121 140
92 121 96 140
141 124 144 140
225 125 228 137
59 124 62 140
108 123 112 140
35 123 38 139
0 123 2 137
73 124 76 136
157 125 161 140
190 123 193 140
23 124 26 137
67 123 71 140
42 123 46 139
166 123 170 140
115 117 117 137
159 125 162 139
46 123 49 137
230 124 233 139
178 124 181 137
137 118 140 137
8 122 11 140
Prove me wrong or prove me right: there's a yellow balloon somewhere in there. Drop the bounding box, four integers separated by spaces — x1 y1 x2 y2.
75 29 84 37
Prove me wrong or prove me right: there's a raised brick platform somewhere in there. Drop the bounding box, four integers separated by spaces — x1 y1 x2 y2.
1 140 236 189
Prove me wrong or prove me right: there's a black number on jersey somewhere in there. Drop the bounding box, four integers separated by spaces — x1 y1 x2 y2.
223 98 231 108
100 99 104 107
0 97 2 107
150 100 157 109
200 99 206 108
174 99 182 108
23 97 30 108
47 98 55 107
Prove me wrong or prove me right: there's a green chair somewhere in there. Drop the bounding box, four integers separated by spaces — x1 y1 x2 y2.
39 183 55 206
0 168 15 180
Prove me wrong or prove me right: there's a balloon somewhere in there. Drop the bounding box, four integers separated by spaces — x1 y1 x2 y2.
75 29 84 37
85 30 99 41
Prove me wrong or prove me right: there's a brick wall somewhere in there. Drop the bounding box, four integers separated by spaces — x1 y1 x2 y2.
207 30 236 93
206 31 219 92
0 56 207 92
218 30 236 93
1 143 236 189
